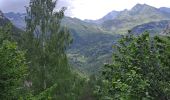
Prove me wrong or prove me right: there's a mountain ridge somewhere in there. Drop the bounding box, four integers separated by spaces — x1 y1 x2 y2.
84 10 119 24
100 4 170 34
2 3 170 74
3 11 119 74
131 20 170 35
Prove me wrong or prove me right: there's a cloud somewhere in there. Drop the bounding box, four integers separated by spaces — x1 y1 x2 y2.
0 0 170 20
0 0 29 13
0 0 73 16
56 0 74 16
67 0 170 20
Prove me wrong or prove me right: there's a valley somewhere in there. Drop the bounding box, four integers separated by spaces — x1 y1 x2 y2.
2 4 170 75
1 1 170 99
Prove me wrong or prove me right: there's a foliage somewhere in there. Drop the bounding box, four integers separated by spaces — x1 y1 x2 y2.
33 73 86 100
0 26 27 99
0 23 13 42
95 32 170 100
21 0 86 99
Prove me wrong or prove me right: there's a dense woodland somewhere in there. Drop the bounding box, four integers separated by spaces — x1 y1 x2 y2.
0 0 170 100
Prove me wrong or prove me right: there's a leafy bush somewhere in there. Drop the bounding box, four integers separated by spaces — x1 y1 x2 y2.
95 32 170 100
0 40 27 99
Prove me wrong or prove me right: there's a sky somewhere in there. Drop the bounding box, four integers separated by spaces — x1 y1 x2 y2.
0 0 170 20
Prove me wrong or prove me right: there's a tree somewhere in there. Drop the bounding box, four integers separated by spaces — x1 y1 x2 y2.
0 25 27 99
22 0 85 99
95 32 170 100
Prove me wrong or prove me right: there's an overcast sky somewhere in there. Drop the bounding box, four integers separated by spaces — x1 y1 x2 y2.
0 0 170 20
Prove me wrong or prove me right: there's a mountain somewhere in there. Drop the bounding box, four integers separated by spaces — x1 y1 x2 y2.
3 4 170 74
131 20 170 35
84 11 119 24
100 11 119 22
159 7 170 14
160 22 170 35
101 4 170 34
62 17 111 38
0 11 22 42
4 12 119 74
5 4 170 36
4 12 26 29
0 11 10 26
61 17 120 74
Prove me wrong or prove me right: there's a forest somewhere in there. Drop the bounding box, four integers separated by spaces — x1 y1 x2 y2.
0 0 170 100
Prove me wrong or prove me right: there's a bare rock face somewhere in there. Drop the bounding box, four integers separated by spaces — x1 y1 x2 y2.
160 23 170 36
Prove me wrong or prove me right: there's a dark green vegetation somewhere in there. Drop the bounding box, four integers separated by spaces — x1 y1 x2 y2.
21 0 86 99
1 1 170 99
0 20 27 99
0 40 27 99
1 0 85 99
94 33 170 99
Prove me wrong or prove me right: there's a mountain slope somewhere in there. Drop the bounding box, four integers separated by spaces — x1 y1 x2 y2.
3 4 170 74
4 12 26 29
0 11 22 41
159 7 170 14
84 11 119 24
101 4 170 34
4 12 119 74
131 20 170 35
0 11 10 26
62 17 120 74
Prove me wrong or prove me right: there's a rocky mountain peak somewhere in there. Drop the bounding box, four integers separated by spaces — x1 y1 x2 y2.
130 3 156 14
132 4 152 10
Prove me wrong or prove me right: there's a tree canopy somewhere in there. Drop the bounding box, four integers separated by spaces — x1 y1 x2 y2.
95 32 170 100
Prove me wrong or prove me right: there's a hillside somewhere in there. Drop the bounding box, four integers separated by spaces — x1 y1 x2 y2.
4 12 26 29
3 4 170 74
101 4 170 34
84 10 119 24
0 11 22 41
4 12 119 74
131 20 170 35
1 1 170 99
0 11 10 26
